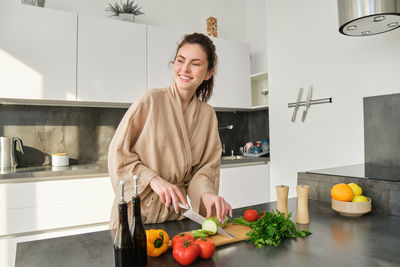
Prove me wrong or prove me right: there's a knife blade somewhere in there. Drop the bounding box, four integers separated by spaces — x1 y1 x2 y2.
179 203 237 239
301 86 313 122
291 88 303 122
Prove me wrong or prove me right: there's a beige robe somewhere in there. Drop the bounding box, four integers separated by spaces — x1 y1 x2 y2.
108 84 222 228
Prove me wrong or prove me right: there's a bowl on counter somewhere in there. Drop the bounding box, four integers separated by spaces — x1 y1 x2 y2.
331 197 372 217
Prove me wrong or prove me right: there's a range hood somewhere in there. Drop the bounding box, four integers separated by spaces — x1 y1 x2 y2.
338 0 400 36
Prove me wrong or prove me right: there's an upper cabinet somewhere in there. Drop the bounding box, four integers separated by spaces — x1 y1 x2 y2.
0 3 77 101
147 27 252 108
77 15 146 103
147 26 184 89
0 4 251 108
208 37 251 109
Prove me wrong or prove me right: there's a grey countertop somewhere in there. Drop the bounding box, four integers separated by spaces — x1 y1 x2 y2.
15 198 400 267
0 157 269 183
306 163 400 182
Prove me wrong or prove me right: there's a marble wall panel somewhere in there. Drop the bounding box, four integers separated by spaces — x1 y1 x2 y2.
0 104 269 165
0 105 126 166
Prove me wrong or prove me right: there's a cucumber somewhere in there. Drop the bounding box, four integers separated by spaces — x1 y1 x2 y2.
201 217 219 235
191 229 212 239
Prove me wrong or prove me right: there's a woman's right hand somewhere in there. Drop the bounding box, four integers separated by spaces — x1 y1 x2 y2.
149 176 188 213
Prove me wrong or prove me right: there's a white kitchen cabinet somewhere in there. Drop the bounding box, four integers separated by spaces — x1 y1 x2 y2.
0 2 77 101
219 164 269 209
0 177 114 236
208 37 252 108
147 25 185 89
147 26 251 108
77 15 146 103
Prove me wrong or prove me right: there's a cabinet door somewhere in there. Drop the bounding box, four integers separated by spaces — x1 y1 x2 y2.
208 37 252 108
146 26 185 90
77 15 146 103
0 177 114 236
219 164 269 209
0 2 77 100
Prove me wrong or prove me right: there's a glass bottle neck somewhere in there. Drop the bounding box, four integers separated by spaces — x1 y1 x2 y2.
118 202 129 226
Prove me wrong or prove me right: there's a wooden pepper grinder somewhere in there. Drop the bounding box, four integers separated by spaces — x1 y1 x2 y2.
276 185 289 218
296 185 310 224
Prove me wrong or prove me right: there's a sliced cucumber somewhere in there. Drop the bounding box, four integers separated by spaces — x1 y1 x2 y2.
191 229 211 239
201 217 219 235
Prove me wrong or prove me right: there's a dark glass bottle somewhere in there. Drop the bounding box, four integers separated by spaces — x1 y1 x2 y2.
113 181 134 267
131 175 147 267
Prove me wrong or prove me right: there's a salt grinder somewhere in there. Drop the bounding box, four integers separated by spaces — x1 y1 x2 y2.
276 185 289 218
296 185 310 224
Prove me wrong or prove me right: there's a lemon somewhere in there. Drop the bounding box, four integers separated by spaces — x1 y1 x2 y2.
348 183 362 196
352 195 368 202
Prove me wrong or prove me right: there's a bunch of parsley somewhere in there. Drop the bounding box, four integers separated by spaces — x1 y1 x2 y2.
246 210 311 247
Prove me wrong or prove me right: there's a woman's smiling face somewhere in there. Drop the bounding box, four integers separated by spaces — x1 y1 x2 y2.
173 43 213 96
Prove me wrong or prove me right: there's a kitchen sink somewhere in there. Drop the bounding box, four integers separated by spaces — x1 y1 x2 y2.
221 155 246 160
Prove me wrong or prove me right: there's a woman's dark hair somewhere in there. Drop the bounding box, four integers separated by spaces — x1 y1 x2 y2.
175 33 218 102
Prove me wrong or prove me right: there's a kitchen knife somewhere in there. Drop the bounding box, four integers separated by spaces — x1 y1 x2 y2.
291 88 303 122
301 86 313 122
178 203 237 239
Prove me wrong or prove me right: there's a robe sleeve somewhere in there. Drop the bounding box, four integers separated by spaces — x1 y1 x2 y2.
187 110 222 216
108 94 159 201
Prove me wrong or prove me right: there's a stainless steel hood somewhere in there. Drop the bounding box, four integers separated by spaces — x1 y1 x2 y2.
338 0 400 36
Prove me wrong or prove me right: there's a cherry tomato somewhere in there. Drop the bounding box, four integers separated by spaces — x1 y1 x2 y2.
173 239 200 266
194 237 216 259
172 233 195 248
244 209 259 222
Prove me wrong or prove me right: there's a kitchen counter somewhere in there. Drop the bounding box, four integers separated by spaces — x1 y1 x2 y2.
298 165 400 217
0 157 269 183
15 199 400 267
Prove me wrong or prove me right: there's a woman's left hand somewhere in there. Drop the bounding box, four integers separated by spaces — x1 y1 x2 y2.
201 192 232 223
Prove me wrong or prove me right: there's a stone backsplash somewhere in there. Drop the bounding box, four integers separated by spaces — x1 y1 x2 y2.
364 93 400 165
0 104 269 166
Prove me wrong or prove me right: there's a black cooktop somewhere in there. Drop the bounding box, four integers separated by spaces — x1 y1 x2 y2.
306 163 400 182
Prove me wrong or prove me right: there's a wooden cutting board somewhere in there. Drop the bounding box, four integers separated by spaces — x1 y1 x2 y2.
168 224 251 248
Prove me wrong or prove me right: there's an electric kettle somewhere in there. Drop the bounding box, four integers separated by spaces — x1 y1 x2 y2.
0 136 24 170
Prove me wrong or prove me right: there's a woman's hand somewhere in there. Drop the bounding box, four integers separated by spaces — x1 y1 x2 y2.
201 192 232 223
149 176 188 213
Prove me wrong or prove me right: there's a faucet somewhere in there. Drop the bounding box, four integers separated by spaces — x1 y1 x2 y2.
222 143 226 154
218 125 234 130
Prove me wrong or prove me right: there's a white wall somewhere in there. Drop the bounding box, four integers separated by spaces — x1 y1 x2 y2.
266 0 400 200
25 0 268 74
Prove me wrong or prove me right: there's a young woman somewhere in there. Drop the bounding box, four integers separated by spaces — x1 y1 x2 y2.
108 33 232 227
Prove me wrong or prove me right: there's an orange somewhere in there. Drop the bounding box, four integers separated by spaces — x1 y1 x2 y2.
331 183 354 202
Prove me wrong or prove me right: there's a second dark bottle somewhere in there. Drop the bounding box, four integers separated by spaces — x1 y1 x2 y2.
131 175 147 267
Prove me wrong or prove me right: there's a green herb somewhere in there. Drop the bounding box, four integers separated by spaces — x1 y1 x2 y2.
246 210 311 247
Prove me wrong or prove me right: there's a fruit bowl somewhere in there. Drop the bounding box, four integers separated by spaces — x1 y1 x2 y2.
331 197 372 217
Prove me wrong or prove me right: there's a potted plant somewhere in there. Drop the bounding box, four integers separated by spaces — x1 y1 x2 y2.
106 0 144 22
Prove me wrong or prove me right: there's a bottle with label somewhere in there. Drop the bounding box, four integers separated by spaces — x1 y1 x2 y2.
113 181 134 267
131 175 148 267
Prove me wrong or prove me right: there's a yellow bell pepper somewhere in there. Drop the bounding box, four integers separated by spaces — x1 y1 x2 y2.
146 229 169 257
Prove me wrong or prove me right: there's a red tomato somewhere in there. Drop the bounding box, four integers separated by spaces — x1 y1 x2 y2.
172 233 195 248
173 239 200 266
244 209 259 222
194 237 216 259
